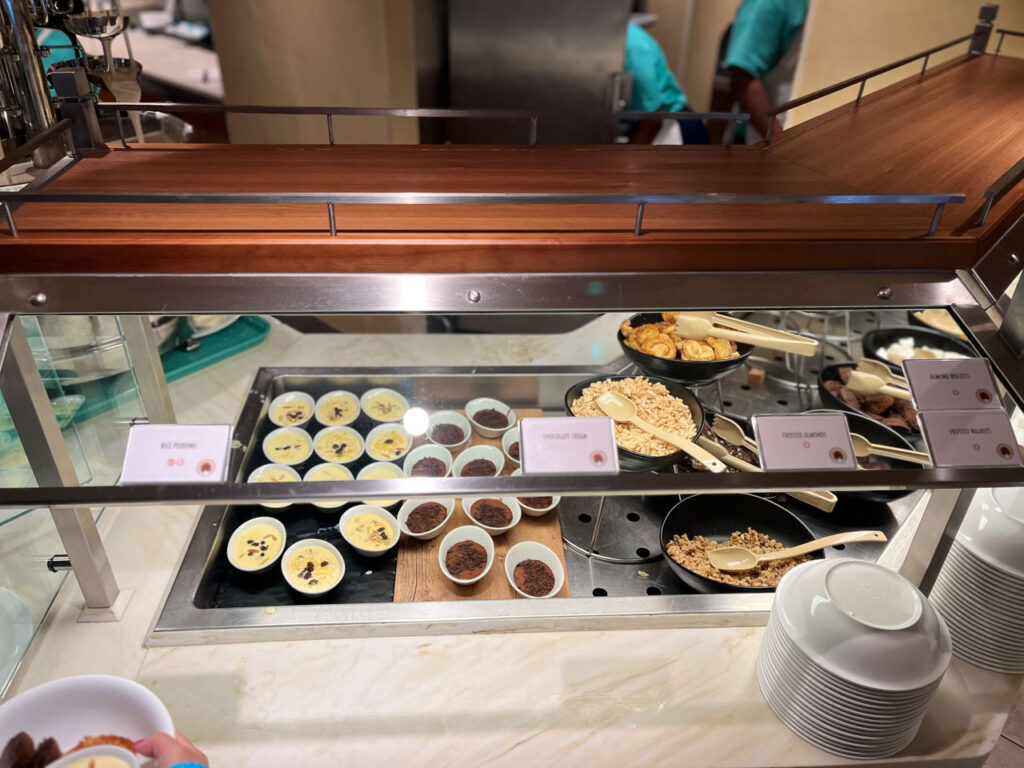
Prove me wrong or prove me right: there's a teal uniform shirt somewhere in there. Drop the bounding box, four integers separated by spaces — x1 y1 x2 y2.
625 23 687 113
724 0 809 80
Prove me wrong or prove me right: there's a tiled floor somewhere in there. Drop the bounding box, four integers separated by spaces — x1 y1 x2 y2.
986 685 1024 767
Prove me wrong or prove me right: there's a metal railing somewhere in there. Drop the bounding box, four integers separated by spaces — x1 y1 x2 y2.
994 28 1023 54
764 33 976 142
977 155 1024 227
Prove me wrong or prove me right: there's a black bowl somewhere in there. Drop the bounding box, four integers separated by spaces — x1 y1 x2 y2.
862 326 974 371
618 313 754 386
817 362 919 437
804 408 916 503
660 493 822 593
564 374 705 472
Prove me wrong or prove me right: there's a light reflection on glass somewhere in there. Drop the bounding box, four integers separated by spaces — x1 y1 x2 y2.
403 407 429 436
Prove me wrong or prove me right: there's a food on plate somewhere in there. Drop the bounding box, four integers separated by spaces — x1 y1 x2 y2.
1 732 39 768
513 559 556 597
317 393 359 426
272 400 311 426
620 314 740 361
445 540 488 579
411 457 447 477
285 544 342 592
518 495 554 510
231 521 283 569
264 429 312 464
570 376 696 456
367 428 410 461
249 464 298 508
472 408 510 429
344 510 395 551
430 423 466 446
305 462 352 507
359 463 403 506
406 502 449 533
507 441 520 461
65 755 132 768
461 458 497 477
314 429 362 463
470 498 513 528
363 391 406 422
912 309 967 339
666 528 811 587
876 336 967 365
825 366 919 433
1 732 136 768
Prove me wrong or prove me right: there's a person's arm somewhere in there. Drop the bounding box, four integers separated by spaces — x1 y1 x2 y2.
729 67 783 138
135 732 209 768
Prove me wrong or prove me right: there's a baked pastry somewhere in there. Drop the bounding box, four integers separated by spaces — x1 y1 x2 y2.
70 736 135 754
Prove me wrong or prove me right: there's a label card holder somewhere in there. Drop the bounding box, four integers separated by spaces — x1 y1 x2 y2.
902 358 1000 412
918 410 1023 468
121 424 233 484
520 416 620 475
752 413 858 471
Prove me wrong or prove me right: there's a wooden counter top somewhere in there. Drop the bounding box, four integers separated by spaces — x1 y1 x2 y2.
1 52 1021 273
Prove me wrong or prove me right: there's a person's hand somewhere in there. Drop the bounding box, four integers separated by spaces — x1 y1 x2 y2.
134 732 208 768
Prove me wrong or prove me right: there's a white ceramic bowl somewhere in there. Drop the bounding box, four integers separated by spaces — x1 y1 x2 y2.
312 425 364 465
338 504 401 557
314 389 361 427
50 745 139 768
956 488 1024 578
426 410 472 453
267 390 315 428
302 462 355 509
397 497 455 540
465 397 516 439
356 461 405 508
360 387 410 423
462 495 522 536
403 444 453 478
504 541 565 598
226 515 287 573
452 444 505 478
510 468 560 516
438 525 495 585
773 560 950 692
280 538 346 595
0 674 174 757
247 463 300 509
502 426 521 466
364 422 413 463
262 426 313 466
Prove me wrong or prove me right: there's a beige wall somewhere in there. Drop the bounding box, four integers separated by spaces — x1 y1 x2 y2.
208 0 417 144
789 0 1024 125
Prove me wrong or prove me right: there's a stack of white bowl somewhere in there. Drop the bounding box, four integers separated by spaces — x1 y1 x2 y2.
929 487 1024 673
757 560 951 759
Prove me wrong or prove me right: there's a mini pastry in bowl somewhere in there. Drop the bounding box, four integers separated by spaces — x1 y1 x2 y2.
315 389 360 427
365 423 413 462
246 463 300 509
338 504 401 557
313 425 364 465
398 498 455 540
462 496 522 535
360 387 409 423
438 525 495 585
227 516 286 572
452 444 505 478
262 426 313 466
302 462 354 509
403 444 453 478
281 538 345 594
268 391 315 428
356 461 405 508
465 397 516 439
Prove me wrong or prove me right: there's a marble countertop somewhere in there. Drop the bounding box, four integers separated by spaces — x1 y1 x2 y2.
5 317 1022 767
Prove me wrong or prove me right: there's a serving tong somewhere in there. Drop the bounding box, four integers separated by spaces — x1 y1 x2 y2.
844 370 913 400
855 359 908 387
673 312 819 357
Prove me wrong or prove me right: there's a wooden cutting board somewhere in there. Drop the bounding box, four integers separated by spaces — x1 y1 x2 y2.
393 408 571 602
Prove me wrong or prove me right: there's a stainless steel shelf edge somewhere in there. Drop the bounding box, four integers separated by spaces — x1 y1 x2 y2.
0 270 977 315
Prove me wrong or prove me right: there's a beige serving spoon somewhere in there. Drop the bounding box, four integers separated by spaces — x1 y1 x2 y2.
674 314 816 356
707 530 888 572
711 414 760 454
844 370 913 401
855 359 908 387
849 432 931 466
595 390 726 473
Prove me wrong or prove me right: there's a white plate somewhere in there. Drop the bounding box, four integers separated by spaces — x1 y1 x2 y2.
0 674 174 754
0 587 32 688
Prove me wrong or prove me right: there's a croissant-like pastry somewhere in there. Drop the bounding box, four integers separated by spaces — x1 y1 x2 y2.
681 339 715 361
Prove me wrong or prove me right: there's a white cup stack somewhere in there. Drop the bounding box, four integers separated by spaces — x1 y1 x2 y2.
757 560 951 760
929 487 1024 674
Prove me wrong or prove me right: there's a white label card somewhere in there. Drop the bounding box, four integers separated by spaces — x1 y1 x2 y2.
918 410 1023 468
520 416 620 475
121 424 232 484
752 413 858 471
902 358 1000 412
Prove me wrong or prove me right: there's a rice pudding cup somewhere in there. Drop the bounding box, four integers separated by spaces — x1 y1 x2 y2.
262 426 314 466
338 504 401 558
281 538 346 595
227 516 287 573
365 422 413 463
268 391 315 428
360 387 410 423
247 463 301 509
303 462 355 509
313 425 365 465
356 461 405 509
314 389 361 427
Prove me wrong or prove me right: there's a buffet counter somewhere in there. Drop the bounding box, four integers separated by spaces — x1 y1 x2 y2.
5 317 1021 768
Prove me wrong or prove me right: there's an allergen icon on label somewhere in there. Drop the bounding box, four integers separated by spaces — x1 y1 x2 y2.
589 450 607 466
977 389 993 405
830 447 848 464
197 459 216 476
